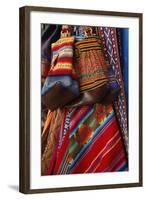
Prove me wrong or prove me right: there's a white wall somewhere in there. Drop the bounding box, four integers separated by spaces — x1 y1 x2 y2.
0 0 145 199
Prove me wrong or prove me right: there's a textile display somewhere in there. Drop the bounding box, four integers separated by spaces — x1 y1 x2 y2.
41 25 129 176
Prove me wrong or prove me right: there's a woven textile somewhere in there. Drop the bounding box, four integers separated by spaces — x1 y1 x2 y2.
41 25 62 78
41 26 128 175
117 28 129 112
98 27 128 153
47 104 128 175
74 36 111 93
41 36 80 108
41 109 64 175
48 36 77 78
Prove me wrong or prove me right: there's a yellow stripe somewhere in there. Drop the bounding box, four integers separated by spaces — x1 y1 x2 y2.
79 43 101 48
53 63 73 69
80 76 116 86
42 111 53 136
75 38 98 46
59 153 69 174
80 77 109 86
80 80 108 90
52 37 74 47
80 82 107 92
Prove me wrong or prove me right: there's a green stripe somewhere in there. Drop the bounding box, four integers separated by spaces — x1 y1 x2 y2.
80 68 106 79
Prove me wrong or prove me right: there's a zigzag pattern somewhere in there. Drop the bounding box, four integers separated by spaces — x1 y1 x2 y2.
98 27 128 154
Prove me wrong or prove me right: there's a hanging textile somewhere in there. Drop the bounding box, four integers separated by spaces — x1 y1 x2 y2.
98 27 128 154
41 25 128 175
117 28 129 113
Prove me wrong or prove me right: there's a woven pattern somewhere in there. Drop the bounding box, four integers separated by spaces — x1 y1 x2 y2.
74 36 113 92
48 104 128 174
98 27 128 153
48 36 77 79
41 26 128 175
41 109 64 175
